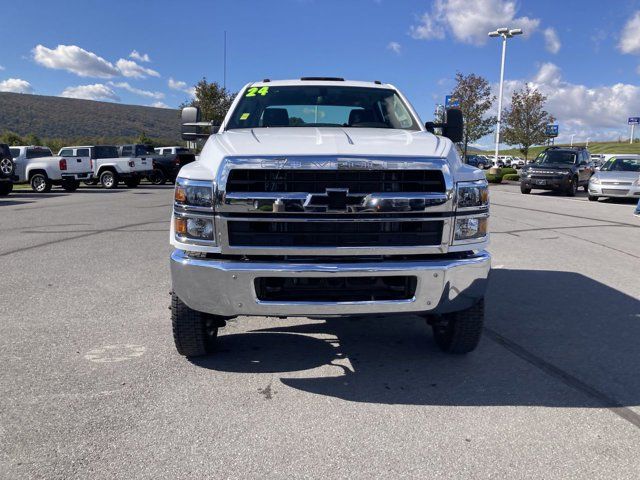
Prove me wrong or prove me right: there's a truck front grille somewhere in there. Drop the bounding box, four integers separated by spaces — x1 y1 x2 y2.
255 276 417 302
227 220 444 247
226 169 446 193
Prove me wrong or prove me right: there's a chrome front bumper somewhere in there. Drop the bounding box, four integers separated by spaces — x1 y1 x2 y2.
588 183 640 198
171 250 491 317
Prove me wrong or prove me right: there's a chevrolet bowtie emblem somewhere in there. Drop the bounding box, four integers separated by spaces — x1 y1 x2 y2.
304 188 363 212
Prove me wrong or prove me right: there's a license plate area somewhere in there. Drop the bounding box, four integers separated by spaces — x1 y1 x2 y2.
254 276 417 302
533 179 547 185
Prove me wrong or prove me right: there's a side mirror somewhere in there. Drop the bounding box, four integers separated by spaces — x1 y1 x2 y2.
181 107 219 140
424 122 436 134
443 108 463 143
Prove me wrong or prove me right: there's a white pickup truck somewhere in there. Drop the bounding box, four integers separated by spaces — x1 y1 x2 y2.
169 78 491 358
59 145 152 188
10 145 92 192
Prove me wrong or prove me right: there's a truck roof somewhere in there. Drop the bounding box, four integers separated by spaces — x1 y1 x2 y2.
246 78 395 89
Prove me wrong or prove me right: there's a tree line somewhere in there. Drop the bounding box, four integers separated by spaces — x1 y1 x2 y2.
443 72 554 161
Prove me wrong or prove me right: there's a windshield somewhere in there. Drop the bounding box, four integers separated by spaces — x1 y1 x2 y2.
600 157 640 172
93 146 119 159
135 145 155 156
534 150 577 165
26 148 53 159
226 85 419 130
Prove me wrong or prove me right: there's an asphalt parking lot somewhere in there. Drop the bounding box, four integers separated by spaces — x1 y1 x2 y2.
1 184 639 479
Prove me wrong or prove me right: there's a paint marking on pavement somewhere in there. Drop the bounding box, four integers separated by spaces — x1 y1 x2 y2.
84 344 146 363
484 327 640 430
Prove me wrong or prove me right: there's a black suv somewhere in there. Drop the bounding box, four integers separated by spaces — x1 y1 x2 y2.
0 143 17 196
520 146 594 196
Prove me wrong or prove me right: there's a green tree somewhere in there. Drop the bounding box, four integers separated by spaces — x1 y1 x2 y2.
182 78 236 125
1 131 25 146
137 131 154 145
501 85 554 161
451 73 496 159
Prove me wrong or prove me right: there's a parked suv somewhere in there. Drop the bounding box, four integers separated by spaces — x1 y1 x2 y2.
520 146 594 196
466 154 489 169
0 143 16 196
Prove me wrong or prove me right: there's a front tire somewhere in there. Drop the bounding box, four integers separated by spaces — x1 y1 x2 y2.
30 173 52 193
0 182 12 196
61 179 79 192
520 184 531 194
588 195 598 202
100 170 118 189
566 176 578 196
171 292 221 357
432 300 484 354
149 169 166 185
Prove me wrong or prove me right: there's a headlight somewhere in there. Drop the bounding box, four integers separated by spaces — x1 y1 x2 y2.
175 178 213 209
590 176 601 185
457 180 489 209
174 214 216 243
454 217 488 241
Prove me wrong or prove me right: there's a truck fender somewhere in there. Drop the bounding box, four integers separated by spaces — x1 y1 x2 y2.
26 165 52 180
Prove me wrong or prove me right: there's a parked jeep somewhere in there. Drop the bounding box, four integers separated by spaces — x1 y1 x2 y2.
150 148 196 185
520 146 594 196
169 78 491 358
9 145 92 192
0 143 17 196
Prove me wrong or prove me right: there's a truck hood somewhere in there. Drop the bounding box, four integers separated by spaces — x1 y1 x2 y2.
212 127 449 158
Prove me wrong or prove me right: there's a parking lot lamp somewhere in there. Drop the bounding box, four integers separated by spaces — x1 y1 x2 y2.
488 27 523 166
571 134 575 147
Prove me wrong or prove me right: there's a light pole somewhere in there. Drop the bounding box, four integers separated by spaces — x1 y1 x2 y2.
488 27 523 166
586 137 590 147
570 134 575 147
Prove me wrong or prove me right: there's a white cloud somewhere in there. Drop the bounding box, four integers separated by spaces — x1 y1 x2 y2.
168 77 195 96
497 63 640 142
150 101 170 108
0 65 5 71
115 59 160 79
387 41 402 54
0 78 34 94
108 81 164 99
619 11 640 55
60 83 120 102
410 0 539 45
129 50 151 63
543 28 561 54
33 44 119 78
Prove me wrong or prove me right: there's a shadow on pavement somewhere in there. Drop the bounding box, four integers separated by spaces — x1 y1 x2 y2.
192 269 640 408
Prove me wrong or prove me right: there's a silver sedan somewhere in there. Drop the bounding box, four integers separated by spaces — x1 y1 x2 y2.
588 155 640 201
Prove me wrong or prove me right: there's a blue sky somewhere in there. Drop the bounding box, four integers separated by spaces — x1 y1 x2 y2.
1 0 640 145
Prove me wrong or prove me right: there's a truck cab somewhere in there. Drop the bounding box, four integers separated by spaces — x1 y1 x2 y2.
169 78 490 358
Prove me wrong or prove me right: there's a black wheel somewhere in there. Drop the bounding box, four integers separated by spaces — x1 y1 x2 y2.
520 184 531 194
0 157 15 178
149 169 166 185
30 173 52 193
100 170 118 189
566 176 578 196
125 177 140 188
588 195 598 202
171 292 221 357
61 179 79 192
0 182 12 196
432 300 484 354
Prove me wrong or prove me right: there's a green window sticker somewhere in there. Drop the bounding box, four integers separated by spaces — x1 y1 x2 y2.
245 86 269 97
240 113 250 120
